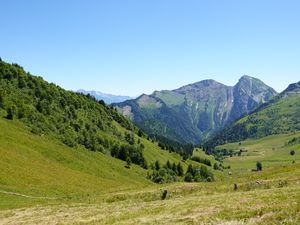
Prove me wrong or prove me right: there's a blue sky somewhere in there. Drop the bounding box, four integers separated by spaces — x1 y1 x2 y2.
1 0 299 96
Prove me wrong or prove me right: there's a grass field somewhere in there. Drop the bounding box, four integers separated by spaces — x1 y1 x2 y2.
1 118 300 224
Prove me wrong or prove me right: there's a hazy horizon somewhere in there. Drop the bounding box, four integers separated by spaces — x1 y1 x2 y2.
1 56 298 97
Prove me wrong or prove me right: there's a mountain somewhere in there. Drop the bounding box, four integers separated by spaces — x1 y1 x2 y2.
205 80 300 148
114 76 277 144
77 89 132 104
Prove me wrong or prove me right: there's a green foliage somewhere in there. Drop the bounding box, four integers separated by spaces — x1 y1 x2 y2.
287 137 300 146
111 144 147 168
155 160 161 170
0 60 148 167
256 161 263 171
149 161 185 183
213 163 220 170
190 156 212 166
176 162 184 176
6 105 17 120
148 168 178 184
290 150 295 156
184 164 214 182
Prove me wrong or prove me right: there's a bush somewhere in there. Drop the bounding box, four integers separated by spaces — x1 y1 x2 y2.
6 105 17 120
213 163 220 170
150 168 178 184
256 162 263 171
184 173 193 182
290 150 295 156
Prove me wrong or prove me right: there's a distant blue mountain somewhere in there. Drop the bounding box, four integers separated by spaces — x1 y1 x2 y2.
77 89 133 104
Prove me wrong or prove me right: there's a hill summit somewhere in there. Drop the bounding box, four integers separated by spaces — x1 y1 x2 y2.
114 76 277 144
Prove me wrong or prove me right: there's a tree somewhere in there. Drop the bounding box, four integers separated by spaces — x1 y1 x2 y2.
166 160 172 169
126 157 132 168
155 160 161 171
256 161 263 171
177 162 184 176
125 132 135 145
171 163 177 174
0 93 3 108
138 129 144 137
6 106 16 120
290 150 295 156
186 164 193 175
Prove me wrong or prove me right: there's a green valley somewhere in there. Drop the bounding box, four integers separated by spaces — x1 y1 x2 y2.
1 118 299 224
0 60 300 224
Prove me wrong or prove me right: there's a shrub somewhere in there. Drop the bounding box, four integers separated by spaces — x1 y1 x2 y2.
290 150 295 156
256 162 263 171
184 173 193 182
213 163 220 170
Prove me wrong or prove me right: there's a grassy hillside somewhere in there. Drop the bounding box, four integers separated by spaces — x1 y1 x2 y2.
0 60 153 168
218 132 300 172
1 131 299 224
0 118 147 208
0 116 196 209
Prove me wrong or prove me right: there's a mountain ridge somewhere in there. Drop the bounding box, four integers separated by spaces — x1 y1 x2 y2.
115 75 277 144
77 89 132 104
204 80 300 149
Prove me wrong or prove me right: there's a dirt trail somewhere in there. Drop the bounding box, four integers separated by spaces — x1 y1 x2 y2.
0 190 58 200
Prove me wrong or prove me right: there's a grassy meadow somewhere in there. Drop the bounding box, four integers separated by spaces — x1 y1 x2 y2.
0 118 300 224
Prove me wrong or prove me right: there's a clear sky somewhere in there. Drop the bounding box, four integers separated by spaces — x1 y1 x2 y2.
1 0 299 96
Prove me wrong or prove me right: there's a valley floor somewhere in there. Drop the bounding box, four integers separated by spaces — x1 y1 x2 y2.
1 163 300 225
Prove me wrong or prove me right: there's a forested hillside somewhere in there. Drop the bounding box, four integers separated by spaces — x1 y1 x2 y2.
0 59 148 167
0 59 217 186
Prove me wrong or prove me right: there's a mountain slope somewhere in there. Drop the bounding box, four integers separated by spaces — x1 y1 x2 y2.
205 81 300 147
77 89 132 104
0 60 188 169
115 76 277 144
0 116 189 209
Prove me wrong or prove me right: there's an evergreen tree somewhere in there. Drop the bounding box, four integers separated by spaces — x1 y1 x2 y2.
177 162 184 176
166 160 172 169
155 160 161 171
186 164 193 175
171 162 177 174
